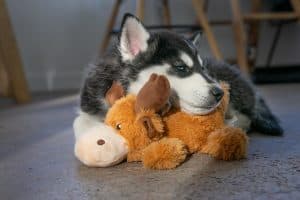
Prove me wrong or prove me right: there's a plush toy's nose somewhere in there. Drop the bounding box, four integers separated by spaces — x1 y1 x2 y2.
97 139 105 145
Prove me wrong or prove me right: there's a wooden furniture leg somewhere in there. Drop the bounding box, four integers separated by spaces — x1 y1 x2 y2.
136 0 145 21
0 52 10 97
290 0 300 22
162 0 171 26
230 0 250 74
0 0 30 103
247 0 262 71
191 0 223 60
100 0 122 54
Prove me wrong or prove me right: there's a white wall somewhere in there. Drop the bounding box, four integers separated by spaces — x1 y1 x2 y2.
5 0 300 92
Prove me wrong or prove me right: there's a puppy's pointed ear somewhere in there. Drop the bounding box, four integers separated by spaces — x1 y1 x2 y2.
190 31 202 49
119 13 150 62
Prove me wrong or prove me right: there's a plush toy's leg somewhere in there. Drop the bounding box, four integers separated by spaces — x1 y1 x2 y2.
127 150 143 162
142 138 188 169
201 126 248 161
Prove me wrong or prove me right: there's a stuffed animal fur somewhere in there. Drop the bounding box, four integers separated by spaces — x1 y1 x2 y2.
103 74 248 169
74 122 128 167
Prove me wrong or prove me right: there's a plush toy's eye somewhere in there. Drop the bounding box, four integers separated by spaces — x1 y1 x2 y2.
116 123 122 130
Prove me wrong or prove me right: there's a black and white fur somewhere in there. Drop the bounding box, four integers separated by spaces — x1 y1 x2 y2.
78 13 283 136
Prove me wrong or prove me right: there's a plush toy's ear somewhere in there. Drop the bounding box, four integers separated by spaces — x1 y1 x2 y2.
136 110 164 140
119 13 150 62
140 117 157 139
105 81 125 106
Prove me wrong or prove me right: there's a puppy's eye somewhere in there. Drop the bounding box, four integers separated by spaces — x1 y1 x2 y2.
116 123 122 130
175 65 188 72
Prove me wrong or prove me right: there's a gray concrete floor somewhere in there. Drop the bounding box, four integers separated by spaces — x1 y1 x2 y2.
0 84 299 200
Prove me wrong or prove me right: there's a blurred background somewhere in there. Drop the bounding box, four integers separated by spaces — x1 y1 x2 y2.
1 0 300 106
1 2 300 199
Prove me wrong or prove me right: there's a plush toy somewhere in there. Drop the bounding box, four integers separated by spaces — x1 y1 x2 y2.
104 74 248 169
74 74 248 169
104 74 188 169
73 76 185 168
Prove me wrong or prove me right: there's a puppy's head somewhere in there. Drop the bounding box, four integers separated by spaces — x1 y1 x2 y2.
118 13 223 115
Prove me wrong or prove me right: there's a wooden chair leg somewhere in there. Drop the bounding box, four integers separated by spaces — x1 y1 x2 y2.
136 0 145 21
99 0 122 54
247 0 262 71
290 0 300 22
162 0 171 26
230 0 250 74
0 53 10 97
0 0 30 103
191 0 223 60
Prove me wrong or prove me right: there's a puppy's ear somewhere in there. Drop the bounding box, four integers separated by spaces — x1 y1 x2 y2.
190 31 202 49
189 31 204 65
119 13 150 62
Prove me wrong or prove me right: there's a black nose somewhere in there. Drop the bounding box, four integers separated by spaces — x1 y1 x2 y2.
211 86 224 102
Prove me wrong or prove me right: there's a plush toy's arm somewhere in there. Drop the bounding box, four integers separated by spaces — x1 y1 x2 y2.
127 150 143 162
142 138 188 169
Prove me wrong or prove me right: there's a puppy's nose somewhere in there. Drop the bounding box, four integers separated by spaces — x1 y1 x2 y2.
211 86 224 102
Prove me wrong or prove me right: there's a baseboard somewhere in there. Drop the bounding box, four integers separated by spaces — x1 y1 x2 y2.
252 66 300 84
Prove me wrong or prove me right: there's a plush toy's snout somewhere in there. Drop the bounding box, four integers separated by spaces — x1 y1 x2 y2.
74 124 128 167
97 139 105 145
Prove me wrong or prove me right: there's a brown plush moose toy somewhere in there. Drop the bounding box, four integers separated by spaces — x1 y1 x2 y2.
103 73 248 169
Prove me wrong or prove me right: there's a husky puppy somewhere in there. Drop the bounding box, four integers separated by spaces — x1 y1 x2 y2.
78 13 283 136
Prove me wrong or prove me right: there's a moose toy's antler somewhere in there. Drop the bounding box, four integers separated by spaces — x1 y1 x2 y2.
135 73 171 114
135 74 171 139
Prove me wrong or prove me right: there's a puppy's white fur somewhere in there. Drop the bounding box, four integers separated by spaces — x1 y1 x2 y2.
128 62 216 115
180 52 194 68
